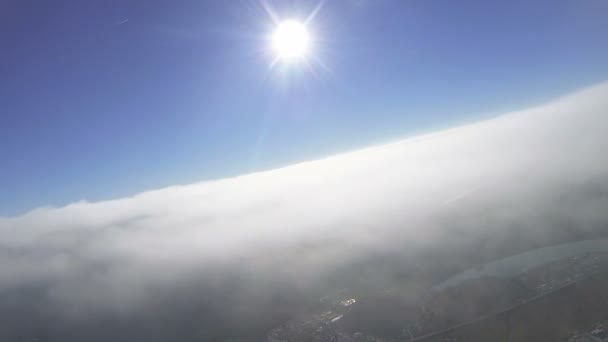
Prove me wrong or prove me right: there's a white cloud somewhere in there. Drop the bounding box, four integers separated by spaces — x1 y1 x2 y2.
0 82 608 339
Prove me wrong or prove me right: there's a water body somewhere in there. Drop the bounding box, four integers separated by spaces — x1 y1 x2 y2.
433 239 608 291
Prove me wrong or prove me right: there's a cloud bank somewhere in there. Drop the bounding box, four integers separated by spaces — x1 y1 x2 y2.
1 82 608 340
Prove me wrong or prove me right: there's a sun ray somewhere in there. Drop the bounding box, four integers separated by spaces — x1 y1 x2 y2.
259 0 280 24
305 0 326 24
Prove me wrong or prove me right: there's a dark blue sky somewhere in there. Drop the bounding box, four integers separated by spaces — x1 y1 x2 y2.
1 0 607 215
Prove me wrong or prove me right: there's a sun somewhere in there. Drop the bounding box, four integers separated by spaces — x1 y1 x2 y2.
272 20 310 61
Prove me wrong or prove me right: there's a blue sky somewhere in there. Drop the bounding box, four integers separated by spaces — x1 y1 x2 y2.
1 0 607 215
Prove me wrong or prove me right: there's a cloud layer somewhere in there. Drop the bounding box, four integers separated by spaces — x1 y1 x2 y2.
1 82 608 340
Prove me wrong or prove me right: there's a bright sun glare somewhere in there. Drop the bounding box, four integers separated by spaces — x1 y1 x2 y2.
272 20 310 61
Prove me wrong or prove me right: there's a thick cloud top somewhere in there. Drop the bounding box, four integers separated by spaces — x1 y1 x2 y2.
1 82 608 340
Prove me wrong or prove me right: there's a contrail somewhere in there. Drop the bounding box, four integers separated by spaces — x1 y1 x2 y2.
113 19 129 26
